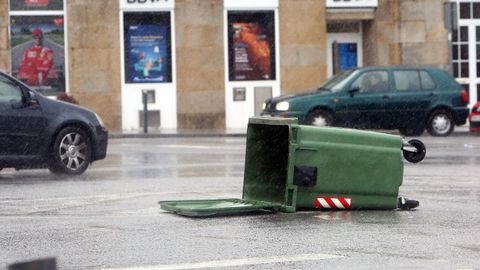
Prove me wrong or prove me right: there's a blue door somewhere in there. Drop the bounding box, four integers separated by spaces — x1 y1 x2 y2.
338 43 358 72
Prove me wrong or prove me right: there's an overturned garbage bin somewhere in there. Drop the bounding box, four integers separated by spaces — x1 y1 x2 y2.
160 117 423 217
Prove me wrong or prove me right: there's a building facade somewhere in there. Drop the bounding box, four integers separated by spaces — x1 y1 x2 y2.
0 0 476 132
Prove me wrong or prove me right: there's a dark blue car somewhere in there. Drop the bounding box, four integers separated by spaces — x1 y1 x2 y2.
0 72 108 175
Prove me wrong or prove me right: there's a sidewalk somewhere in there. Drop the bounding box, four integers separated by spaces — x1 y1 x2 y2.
109 125 473 139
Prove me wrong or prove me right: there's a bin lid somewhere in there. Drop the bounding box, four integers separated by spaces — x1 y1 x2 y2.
159 198 282 217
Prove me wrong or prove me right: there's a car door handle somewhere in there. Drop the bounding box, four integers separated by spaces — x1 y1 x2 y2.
429 93 438 98
382 95 391 100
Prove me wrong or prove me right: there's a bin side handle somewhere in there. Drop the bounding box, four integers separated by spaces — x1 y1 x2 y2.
284 185 297 213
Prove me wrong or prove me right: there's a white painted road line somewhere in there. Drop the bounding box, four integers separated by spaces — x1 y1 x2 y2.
102 253 343 270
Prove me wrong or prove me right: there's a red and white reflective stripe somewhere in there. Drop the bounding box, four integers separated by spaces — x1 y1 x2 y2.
315 197 352 210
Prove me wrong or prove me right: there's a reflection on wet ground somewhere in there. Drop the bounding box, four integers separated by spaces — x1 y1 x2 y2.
418 155 480 165
0 154 245 183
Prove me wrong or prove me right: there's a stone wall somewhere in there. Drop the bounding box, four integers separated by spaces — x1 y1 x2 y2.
175 0 225 129
0 1 10 72
280 0 327 94
67 0 121 131
363 0 448 68
399 0 448 68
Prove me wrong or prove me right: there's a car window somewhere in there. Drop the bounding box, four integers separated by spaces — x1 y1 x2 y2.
420 71 435 90
319 69 355 92
351 71 389 93
0 75 22 103
393 70 421 91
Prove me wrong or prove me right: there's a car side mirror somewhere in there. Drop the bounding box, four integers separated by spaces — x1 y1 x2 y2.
26 91 39 106
348 87 360 97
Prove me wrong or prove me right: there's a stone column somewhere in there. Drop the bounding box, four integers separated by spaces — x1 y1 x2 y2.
67 0 122 131
0 1 10 72
175 0 225 129
399 0 449 68
279 0 327 94
363 0 448 68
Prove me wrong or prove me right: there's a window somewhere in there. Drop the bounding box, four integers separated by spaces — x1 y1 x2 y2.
228 11 276 81
477 26 480 42
327 22 360 33
460 2 471 19
452 2 480 81
461 26 469 42
477 27 480 77
393 71 421 91
420 71 435 90
351 71 388 93
478 84 480 102
9 0 66 96
0 75 22 103
460 2 480 19
452 26 469 78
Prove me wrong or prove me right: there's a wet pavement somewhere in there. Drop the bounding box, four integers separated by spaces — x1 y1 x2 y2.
0 135 479 269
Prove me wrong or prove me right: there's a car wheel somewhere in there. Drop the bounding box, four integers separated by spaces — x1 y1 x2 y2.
399 127 425 137
307 109 333 127
48 126 92 175
426 110 454 137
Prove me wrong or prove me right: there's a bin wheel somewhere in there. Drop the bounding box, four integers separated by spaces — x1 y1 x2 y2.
397 197 420 210
402 139 426 163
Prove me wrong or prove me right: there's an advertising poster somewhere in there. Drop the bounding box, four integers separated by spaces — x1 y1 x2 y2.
228 12 276 81
10 16 66 95
10 0 64 11
124 12 172 84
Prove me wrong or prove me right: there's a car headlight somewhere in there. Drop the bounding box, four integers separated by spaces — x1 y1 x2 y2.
94 113 105 128
275 101 289 111
262 102 266 110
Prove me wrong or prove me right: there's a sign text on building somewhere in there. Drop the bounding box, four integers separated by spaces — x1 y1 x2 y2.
120 0 174 10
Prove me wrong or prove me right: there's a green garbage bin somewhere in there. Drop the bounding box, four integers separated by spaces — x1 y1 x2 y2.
160 117 416 217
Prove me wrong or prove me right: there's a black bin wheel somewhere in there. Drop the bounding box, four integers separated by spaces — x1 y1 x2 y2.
402 139 426 163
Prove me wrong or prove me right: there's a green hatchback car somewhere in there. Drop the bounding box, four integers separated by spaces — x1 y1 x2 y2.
261 66 469 136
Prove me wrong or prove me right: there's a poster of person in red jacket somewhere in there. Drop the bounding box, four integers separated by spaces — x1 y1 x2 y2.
10 15 65 95
18 28 54 87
